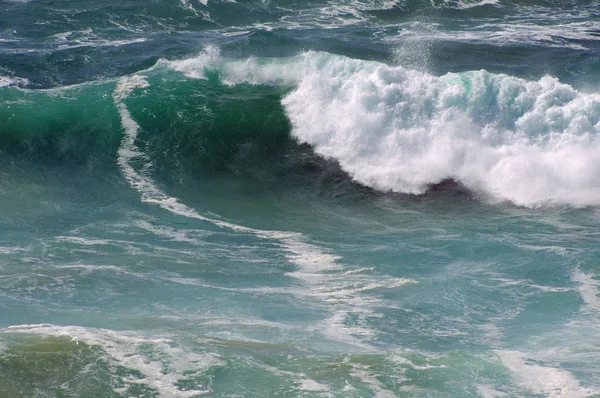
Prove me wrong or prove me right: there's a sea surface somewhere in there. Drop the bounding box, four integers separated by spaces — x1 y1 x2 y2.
1 0 600 396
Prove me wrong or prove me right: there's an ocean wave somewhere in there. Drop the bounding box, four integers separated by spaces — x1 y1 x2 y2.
167 48 600 207
2 48 600 208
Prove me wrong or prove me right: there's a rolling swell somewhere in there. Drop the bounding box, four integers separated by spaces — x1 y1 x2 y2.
2 48 600 207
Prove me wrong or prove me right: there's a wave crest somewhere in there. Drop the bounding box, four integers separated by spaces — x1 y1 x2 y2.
168 49 600 207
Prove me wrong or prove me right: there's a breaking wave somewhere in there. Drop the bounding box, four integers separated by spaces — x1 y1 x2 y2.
168 48 600 207
2 48 600 208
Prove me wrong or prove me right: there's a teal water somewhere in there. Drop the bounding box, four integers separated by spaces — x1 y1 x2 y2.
1 0 600 397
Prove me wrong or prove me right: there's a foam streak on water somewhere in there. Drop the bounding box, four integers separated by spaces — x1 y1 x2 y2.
3 324 222 397
113 75 417 352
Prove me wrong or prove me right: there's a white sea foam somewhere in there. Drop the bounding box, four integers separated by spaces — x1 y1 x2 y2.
162 267 417 349
0 75 29 87
430 0 498 9
486 276 574 293
178 0 213 21
50 29 146 51
55 236 113 245
390 20 600 51
259 363 332 396
274 0 403 29
55 263 150 280
134 220 202 244
496 350 596 397
0 246 31 254
2 324 224 397
571 270 600 312
167 49 600 208
476 384 507 398
389 351 446 371
348 361 398 398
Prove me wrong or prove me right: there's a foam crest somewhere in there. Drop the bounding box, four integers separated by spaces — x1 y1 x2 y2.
168 50 600 207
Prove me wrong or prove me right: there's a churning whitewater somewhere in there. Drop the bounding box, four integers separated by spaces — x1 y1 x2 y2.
167 47 600 207
1 0 600 397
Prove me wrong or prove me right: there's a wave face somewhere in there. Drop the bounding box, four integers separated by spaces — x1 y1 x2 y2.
0 83 119 164
0 73 341 193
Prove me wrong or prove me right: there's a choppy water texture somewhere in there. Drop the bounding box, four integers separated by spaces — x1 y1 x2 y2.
1 0 600 396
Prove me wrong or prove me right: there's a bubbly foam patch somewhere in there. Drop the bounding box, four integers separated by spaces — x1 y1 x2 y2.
168 49 600 208
496 350 596 397
389 20 600 51
259 363 332 395
476 384 507 398
349 361 397 398
50 29 146 51
3 324 224 397
430 0 498 9
571 270 600 312
0 75 29 88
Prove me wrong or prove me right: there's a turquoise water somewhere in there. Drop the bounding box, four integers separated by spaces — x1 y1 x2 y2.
1 0 600 396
